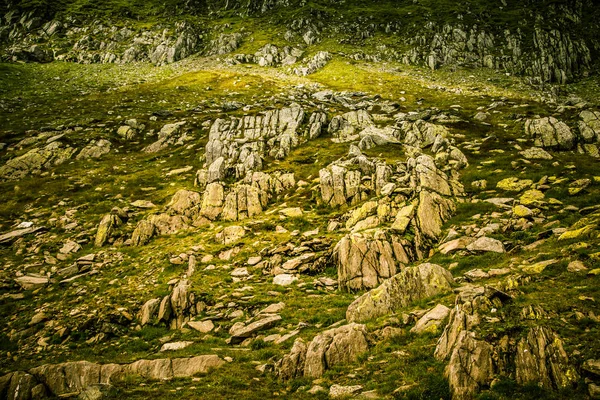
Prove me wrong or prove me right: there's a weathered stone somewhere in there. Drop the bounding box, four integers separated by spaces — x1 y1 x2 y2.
410 304 451 334
583 359 600 376
515 326 578 389
130 219 156 246
496 177 533 192
229 315 282 344
95 214 120 247
215 225 246 245
160 341 193 352
525 117 575 150
30 361 102 397
0 141 76 181
171 355 224 378
346 263 454 322
305 323 369 379
273 274 298 286
77 139 111 160
466 237 505 253
329 110 373 142
200 182 225 220
520 147 553 160
275 338 307 381
329 384 363 398
15 275 49 290
445 332 495 399
187 320 214 334
139 298 160 326
335 231 400 291
439 236 475 255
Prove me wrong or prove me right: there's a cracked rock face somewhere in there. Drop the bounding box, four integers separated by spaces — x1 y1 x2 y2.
204 103 306 179
334 231 403 291
515 326 579 389
445 331 495 399
329 110 374 143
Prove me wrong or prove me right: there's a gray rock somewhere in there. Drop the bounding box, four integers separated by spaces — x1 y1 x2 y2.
445 332 495 399
0 141 76 181
329 110 373 143
139 298 160 326
329 384 363 398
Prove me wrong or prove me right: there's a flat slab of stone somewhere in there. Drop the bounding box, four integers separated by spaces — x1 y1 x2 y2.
187 320 215 334
15 275 50 290
410 304 451 334
160 341 194 352
229 315 282 344
466 237 505 253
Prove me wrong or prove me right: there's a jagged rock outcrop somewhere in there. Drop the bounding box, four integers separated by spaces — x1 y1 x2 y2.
319 153 392 207
2 15 202 65
131 189 201 246
515 326 579 389
206 32 243 55
228 43 303 67
293 51 330 76
275 323 369 379
578 110 600 157
445 331 495 399
346 263 454 321
133 171 295 245
434 285 579 398
0 141 76 181
329 110 374 143
95 207 127 247
0 356 224 399
139 279 200 329
203 104 315 180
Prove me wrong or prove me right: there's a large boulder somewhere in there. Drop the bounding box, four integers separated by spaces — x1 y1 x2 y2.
76 139 111 160
579 110 600 143
319 164 362 207
346 263 454 322
397 120 449 148
276 323 369 380
525 117 575 150
200 182 225 220
30 361 102 397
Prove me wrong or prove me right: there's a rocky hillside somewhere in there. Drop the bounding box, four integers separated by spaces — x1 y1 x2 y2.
1 1 600 400
1 0 600 83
